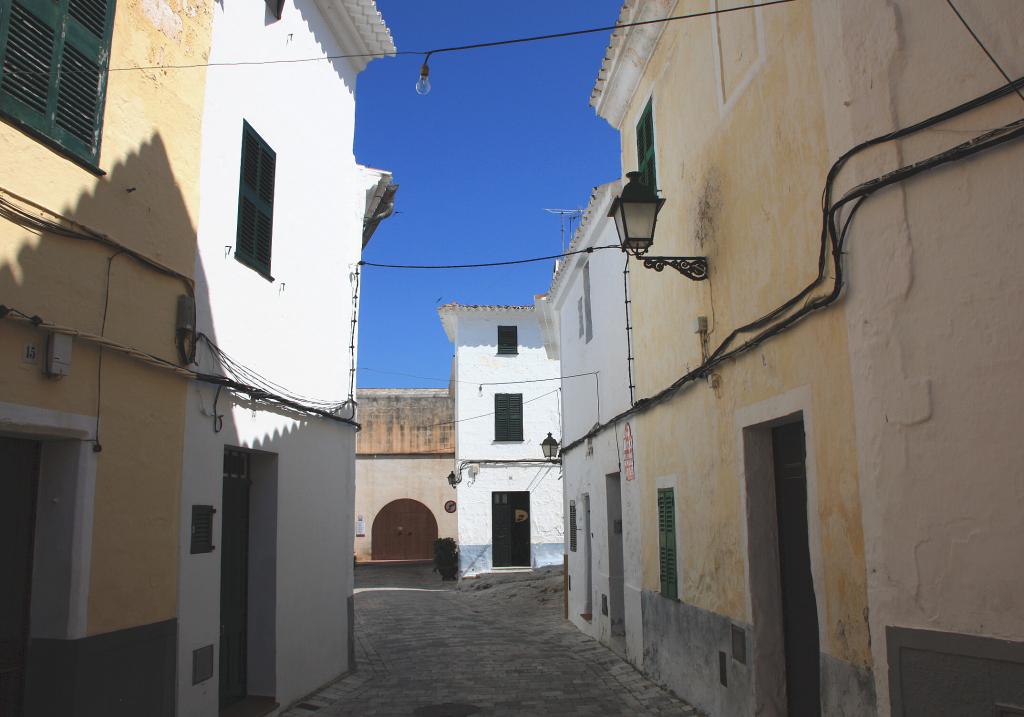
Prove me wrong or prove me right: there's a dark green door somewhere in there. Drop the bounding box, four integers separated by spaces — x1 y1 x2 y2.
492 491 530 568
220 449 250 709
0 438 39 717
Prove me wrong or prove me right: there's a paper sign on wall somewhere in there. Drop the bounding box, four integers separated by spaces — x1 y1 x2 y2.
355 515 365 537
623 422 636 481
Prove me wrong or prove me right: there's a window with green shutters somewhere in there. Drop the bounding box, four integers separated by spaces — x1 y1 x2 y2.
657 487 678 599
235 121 276 279
0 0 116 167
636 97 657 191
494 393 523 442
497 325 518 355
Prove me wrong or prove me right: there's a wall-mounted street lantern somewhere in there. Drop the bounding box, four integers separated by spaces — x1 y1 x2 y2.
541 432 560 461
609 172 708 281
446 470 461 488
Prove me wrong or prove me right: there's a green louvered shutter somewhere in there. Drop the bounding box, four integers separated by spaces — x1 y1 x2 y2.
0 0 115 165
636 98 656 191
657 488 677 599
494 393 509 441
507 393 523 441
236 121 276 278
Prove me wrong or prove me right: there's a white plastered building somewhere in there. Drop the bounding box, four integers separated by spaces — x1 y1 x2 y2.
177 1 395 714
538 183 643 662
438 303 564 576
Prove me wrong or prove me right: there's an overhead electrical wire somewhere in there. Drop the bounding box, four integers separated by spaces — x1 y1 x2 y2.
561 75 1024 456
358 366 598 387
944 0 1024 105
8 0 794 77
417 387 561 429
359 244 619 270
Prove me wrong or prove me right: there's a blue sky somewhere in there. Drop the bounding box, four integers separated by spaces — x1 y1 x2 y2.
353 1 623 389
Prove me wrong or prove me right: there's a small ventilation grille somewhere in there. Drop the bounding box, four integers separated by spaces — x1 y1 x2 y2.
568 501 577 552
1 3 54 114
56 44 100 147
68 0 107 38
190 505 216 554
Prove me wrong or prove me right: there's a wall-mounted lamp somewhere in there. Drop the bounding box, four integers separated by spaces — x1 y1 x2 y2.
541 432 560 461
446 470 461 488
609 172 708 281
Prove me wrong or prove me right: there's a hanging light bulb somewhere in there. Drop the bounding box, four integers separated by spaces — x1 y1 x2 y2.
415 61 431 95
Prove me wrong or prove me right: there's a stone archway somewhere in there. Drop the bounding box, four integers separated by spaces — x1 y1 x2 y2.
371 499 438 560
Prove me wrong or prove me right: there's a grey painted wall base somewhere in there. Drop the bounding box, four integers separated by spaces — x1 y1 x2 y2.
641 591 753 716
459 542 563 575
23 618 176 717
640 591 876 716
821 652 876 716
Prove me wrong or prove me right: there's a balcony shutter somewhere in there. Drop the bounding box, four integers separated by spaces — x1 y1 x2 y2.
507 393 523 441
494 393 509 441
190 505 216 554
236 121 276 277
657 488 677 599
569 500 577 552
0 0 115 164
636 98 657 191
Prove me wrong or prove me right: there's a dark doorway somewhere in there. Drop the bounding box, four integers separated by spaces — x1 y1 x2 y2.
371 499 439 560
220 449 251 709
772 421 821 715
492 491 530 567
605 473 625 640
0 437 39 717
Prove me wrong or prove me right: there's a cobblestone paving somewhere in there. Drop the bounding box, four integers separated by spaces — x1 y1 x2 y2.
281 565 698 717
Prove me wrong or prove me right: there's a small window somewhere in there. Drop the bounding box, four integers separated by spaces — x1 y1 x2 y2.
266 0 284 20
0 0 117 166
190 505 216 554
235 121 276 278
497 325 518 355
583 262 594 343
636 97 657 191
494 393 523 442
657 488 677 599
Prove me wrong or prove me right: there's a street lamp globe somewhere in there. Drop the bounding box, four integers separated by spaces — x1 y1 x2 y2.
608 171 665 257
541 432 560 460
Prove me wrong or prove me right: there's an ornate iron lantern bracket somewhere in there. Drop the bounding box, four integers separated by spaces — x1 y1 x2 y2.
640 255 709 281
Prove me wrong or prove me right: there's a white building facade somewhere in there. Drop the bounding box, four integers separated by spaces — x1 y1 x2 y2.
538 183 644 663
177 1 395 714
438 304 564 576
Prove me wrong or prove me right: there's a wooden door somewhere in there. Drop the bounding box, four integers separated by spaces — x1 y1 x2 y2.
371 499 437 560
0 438 39 717
492 491 530 567
772 421 821 716
220 450 250 709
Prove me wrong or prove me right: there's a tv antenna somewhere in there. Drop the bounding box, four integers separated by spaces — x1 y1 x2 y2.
544 207 584 253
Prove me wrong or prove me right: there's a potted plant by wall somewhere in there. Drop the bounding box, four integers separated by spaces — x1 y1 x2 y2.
433 537 459 581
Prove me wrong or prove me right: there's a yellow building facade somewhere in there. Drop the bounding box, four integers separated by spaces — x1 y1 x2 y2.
575 1 1024 714
0 1 212 713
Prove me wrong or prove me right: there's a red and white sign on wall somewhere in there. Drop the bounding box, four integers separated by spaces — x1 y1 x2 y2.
623 422 636 481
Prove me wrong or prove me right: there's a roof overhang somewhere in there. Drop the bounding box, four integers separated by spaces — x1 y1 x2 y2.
590 0 678 128
314 0 396 74
437 303 535 344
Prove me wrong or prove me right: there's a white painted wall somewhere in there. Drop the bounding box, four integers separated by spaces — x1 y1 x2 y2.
441 308 564 575
178 1 388 713
547 184 644 665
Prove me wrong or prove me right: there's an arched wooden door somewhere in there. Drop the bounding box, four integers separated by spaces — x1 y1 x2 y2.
371 499 438 560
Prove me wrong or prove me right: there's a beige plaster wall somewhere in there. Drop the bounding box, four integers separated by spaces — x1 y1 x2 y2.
808 1 1024 711
354 455 457 561
0 0 213 633
619 0 870 667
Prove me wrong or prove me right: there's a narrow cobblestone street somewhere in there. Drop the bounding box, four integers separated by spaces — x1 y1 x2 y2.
281 565 697 717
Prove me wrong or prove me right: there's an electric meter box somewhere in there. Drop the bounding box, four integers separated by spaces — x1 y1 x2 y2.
46 332 73 377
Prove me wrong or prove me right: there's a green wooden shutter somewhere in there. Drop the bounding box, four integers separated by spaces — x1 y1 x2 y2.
497 325 518 355
236 121 276 278
494 393 509 441
0 0 114 165
636 98 656 191
657 488 678 599
508 393 523 441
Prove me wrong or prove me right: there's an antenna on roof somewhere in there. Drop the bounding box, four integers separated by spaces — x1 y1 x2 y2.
543 207 584 254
